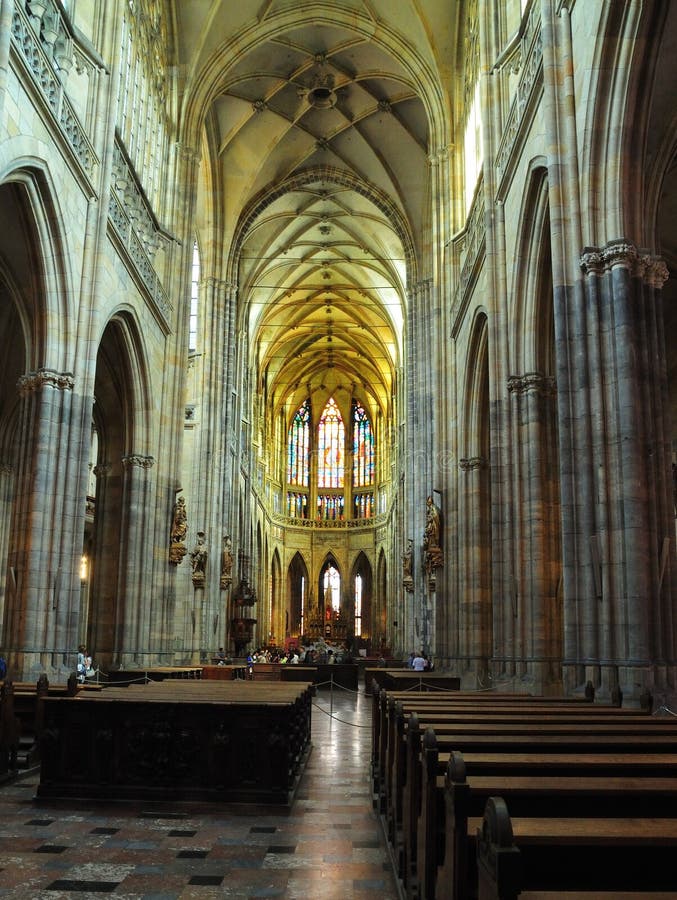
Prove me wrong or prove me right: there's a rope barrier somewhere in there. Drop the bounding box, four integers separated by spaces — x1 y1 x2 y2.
311 698 370 728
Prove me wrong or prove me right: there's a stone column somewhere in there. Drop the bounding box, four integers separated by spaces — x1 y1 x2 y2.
7 369 86 679
508 373 562 692
0 461 14 643
578 242 674 702
117 453 155 668
458 456 490 685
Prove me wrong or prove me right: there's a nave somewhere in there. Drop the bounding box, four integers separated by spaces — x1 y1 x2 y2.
0 690 397 899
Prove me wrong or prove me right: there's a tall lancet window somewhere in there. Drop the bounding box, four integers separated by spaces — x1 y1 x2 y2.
352 401 374 487
318 397 344 488
287 399 310 487
352 400 375 518
287 400 310 518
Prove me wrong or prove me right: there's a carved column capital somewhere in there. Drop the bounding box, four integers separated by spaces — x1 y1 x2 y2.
17 368 74 396
643 257 670 290
507 372 556 396
459 456 486 471
580 241 669 289
92 463 112 478
121 454 155 469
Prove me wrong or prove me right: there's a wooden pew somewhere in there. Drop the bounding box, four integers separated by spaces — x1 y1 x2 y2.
401 713 677 898
476 796 677 899
370 686 615 808
378 698 653 848
389 709 677 898
431 746 677 900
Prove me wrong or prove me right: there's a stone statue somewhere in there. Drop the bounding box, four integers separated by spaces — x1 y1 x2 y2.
171 496 187 542
423 494 444 573
423 495 441 549
190 531 207 586
169 495 188 564
402 538 414 592
220 534 233 589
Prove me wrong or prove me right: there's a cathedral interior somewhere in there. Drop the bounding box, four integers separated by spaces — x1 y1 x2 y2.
1 0 676 706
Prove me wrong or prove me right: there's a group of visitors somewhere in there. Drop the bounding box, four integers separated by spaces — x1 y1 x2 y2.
76 645 95 682
406 650 433 671
242 640 353 669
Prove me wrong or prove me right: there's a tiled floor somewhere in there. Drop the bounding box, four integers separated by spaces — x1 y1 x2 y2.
0 687 400 899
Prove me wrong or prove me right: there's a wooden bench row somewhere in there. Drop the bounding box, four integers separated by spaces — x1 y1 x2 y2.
371 686 677 899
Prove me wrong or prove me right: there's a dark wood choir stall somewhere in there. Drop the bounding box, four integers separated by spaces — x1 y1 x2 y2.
37 679 313 807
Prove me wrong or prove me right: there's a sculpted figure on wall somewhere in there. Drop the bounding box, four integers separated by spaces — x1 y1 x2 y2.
190 531 208 586
220 534 233 589
169 495 188 564
423 494 444 573
402 538 414 592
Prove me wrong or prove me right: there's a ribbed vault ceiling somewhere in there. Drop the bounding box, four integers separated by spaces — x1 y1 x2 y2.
178 1 460 421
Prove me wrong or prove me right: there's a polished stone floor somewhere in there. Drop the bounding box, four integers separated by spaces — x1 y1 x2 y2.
0 687 399 899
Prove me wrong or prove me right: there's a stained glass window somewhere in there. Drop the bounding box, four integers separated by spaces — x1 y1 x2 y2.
354 574 362 636
317 494 345 520
318 397 344 488
323 565 341 613
287 400 310 486
352 492 374 519
352 401 374 487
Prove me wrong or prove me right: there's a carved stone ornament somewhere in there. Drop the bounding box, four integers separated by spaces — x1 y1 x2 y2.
17 368 74 396
169 543 187 565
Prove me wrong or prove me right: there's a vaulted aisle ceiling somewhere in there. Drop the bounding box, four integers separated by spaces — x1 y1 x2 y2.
177 1 459 418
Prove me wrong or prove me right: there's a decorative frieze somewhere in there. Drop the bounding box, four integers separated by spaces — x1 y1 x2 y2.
17 369 74 396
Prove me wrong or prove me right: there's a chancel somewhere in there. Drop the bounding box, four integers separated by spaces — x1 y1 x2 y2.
1 0 677 895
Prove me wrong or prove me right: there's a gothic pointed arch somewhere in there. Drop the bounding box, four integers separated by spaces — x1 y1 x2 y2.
269 546 281 645
349 551 373 640
0 167 82 675
318 552 341 616
508 162 563 690
456 310 491 680
87 310 155 669
375 548 388 652
286 550 308 643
